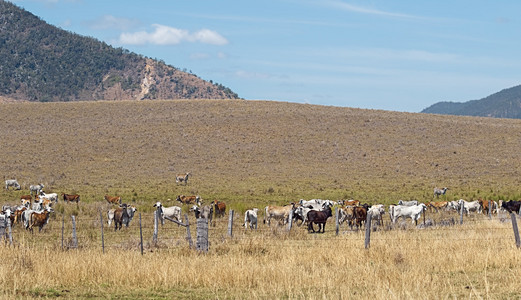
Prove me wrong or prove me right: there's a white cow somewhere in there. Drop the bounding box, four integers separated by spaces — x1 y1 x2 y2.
0 208 12 226
397 200 419 206
458 199 482 215
5 180 21 190
153 202 182 225
299 199 335 210
264 204 295 226
31 198 43 211
29 183 44 196
191 205 213 223
293 205 314 226
39 192 58 203
243 208 259 229
22 209 36 229
389 203 427 225
434 187 449 198
368 204 385 226
446 201 460 212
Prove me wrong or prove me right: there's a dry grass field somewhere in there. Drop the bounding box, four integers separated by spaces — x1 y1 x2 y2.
1 99 521 298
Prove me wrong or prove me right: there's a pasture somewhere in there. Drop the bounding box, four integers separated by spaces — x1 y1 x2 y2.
1 100 521 298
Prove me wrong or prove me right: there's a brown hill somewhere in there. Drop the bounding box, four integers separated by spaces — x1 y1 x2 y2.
0 100 520 206
0 0 239 102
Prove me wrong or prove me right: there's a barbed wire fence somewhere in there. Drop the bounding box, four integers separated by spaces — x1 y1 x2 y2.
1 202 521 253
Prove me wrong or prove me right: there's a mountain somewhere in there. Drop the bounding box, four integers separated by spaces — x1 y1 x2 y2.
0 0 239 102
422 85 521 119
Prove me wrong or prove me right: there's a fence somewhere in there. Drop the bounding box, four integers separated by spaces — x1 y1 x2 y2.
2 204 521 253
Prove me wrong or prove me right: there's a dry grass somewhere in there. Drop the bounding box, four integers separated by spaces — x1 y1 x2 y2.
0 218 519 299
1 99 521 298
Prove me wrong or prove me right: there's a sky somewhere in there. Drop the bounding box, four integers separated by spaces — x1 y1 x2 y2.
9 0 521 112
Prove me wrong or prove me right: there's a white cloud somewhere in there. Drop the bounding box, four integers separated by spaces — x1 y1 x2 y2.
119 24 228 46
190 29 228 45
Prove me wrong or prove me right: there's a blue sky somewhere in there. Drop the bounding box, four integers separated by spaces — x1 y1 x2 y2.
9 0 521 112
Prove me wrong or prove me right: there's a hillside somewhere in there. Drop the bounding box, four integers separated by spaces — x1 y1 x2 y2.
422 84 521 119
1 100 521 299
0 0 239 102
1 100 521 205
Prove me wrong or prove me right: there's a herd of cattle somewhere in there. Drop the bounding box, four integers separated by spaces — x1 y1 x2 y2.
1 180 82 232
258 191 521 233
1 178 228 232
3 180 521 235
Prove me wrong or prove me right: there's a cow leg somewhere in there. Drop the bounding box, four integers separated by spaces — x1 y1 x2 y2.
308 222 314 233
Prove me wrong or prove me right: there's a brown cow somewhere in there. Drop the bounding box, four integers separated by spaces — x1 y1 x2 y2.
28 207 53 233
20 194 32 202
338 206 355 228
63 193 80 203
176 195 201 206
340 199 360 207
478 198 497 215
20 198 31 208
428 201 448 213
175 172 191 185
213 200 226 218
105 195 121 205
12 206 27 225
353 206 367 229
110 204 137 231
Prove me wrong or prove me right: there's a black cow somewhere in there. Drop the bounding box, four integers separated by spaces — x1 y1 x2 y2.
306 206 332 233
501 200 521 214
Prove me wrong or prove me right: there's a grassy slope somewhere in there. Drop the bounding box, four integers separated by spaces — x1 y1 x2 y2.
1 100 521 298
1 100 520 209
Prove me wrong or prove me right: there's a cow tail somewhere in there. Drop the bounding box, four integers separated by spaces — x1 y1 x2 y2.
263 206 267 224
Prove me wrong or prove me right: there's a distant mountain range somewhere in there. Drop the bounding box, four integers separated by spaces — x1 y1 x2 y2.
0 0 239 102
422 85 521 119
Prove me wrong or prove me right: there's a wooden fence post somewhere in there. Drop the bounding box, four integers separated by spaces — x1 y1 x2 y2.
0 216 5 244
6 216 12 245
153 210 158 244
157 206 164 226
287 209 293 231
365 213 372 249
460 202 464 225
139 213 144 255
100 211 105 254
196 218 209 252
71 216 78 249
185 214 193 248
510 212 521 248
335 207 339 236
228 210 234 237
